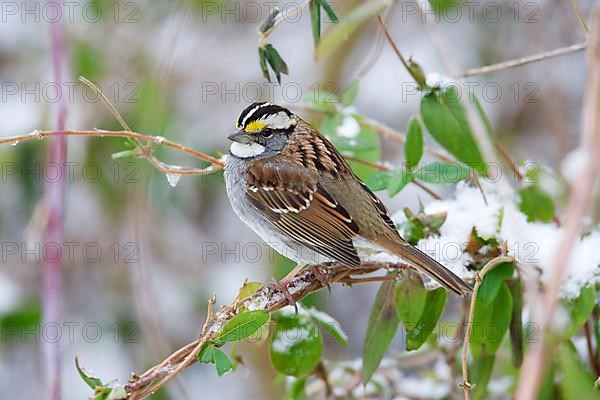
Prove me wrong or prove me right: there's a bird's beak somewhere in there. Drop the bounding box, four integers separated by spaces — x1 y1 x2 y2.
227 131 253 144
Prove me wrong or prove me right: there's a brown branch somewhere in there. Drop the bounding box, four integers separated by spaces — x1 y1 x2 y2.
123 261 415 399
493 140 523 181
584 320 600 376
412 179 442 200
375 15 413 80
455 42 587 79
515 8 600 400
0 129 223 174
346 156 443 200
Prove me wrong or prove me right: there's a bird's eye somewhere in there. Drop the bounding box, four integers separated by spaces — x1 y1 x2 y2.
261 129 274 138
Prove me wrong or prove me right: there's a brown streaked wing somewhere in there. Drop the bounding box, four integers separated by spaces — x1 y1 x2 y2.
246 158 361 266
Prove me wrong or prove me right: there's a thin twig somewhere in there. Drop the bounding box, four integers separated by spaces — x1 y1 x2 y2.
0 129 223 171
515 8 600 400
493 140 523 181
345 156 443 200
461 255 514 400
79 76 132 131
455 42 587 79
584 320 600 376
412 179 442 200
375 15 412 79
572 0 589 33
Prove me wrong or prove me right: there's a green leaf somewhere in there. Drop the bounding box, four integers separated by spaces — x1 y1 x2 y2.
237 281 263 301
414 161 471 184
362 280 399 383
270 312 323 377
306 308 348 345
75 357 104 389
430 0 459 15
387 170 413 197
341 81 360 106
198 344 215 363
287 376 307 400
537 362 558 400
556 344 598 400
508 277 524 367
317 0 338 22
406 288 448 351
477 263 514 306
405 117 424 169
470 282 513 357
309 0 321 46
106 386 128 400
560 285 596 340
395 271 427 332
216 310 269 344
316 0 391 59
420 87 489 174
264 44 289 84
365 170 390 192
518 184 555 223
106 385 129 400
198 346 233 376
259 47 270 82
213 348 234 376
470 354 496 400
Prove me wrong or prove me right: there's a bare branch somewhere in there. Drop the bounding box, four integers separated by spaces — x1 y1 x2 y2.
456 42 587 79
124 261 418 399
515 7 600 400
0 129 224 174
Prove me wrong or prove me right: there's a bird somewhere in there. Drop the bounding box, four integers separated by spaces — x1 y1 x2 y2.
223 102 472 303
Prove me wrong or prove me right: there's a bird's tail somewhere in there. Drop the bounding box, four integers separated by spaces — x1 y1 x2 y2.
377 238 472 296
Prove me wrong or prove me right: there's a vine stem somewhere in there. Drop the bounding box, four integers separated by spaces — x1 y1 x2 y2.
460 254 514 400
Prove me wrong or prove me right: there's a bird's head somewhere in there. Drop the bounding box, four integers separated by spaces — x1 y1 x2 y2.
228 102 298 159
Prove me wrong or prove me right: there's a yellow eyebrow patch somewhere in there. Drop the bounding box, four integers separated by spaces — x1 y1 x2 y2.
245 120 267 133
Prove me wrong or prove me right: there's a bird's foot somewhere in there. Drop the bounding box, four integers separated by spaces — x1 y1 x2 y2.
307 264 331 294
268 277 298 314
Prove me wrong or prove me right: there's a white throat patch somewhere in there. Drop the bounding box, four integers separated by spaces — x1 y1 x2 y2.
230 142 266 158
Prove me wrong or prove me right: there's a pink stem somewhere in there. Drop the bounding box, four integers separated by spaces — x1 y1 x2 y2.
43 2 69 399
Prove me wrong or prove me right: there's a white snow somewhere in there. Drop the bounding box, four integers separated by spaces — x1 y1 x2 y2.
411 182 503 279
336 116 360 138
388 182 599 299
271 327 312 353
425 73 456 89
166 173 181 188
561 147 589 184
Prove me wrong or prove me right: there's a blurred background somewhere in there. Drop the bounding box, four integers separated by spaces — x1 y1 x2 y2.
0 0 593 398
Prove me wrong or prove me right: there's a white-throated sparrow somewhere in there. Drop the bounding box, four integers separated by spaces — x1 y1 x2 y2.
224 102 472 297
